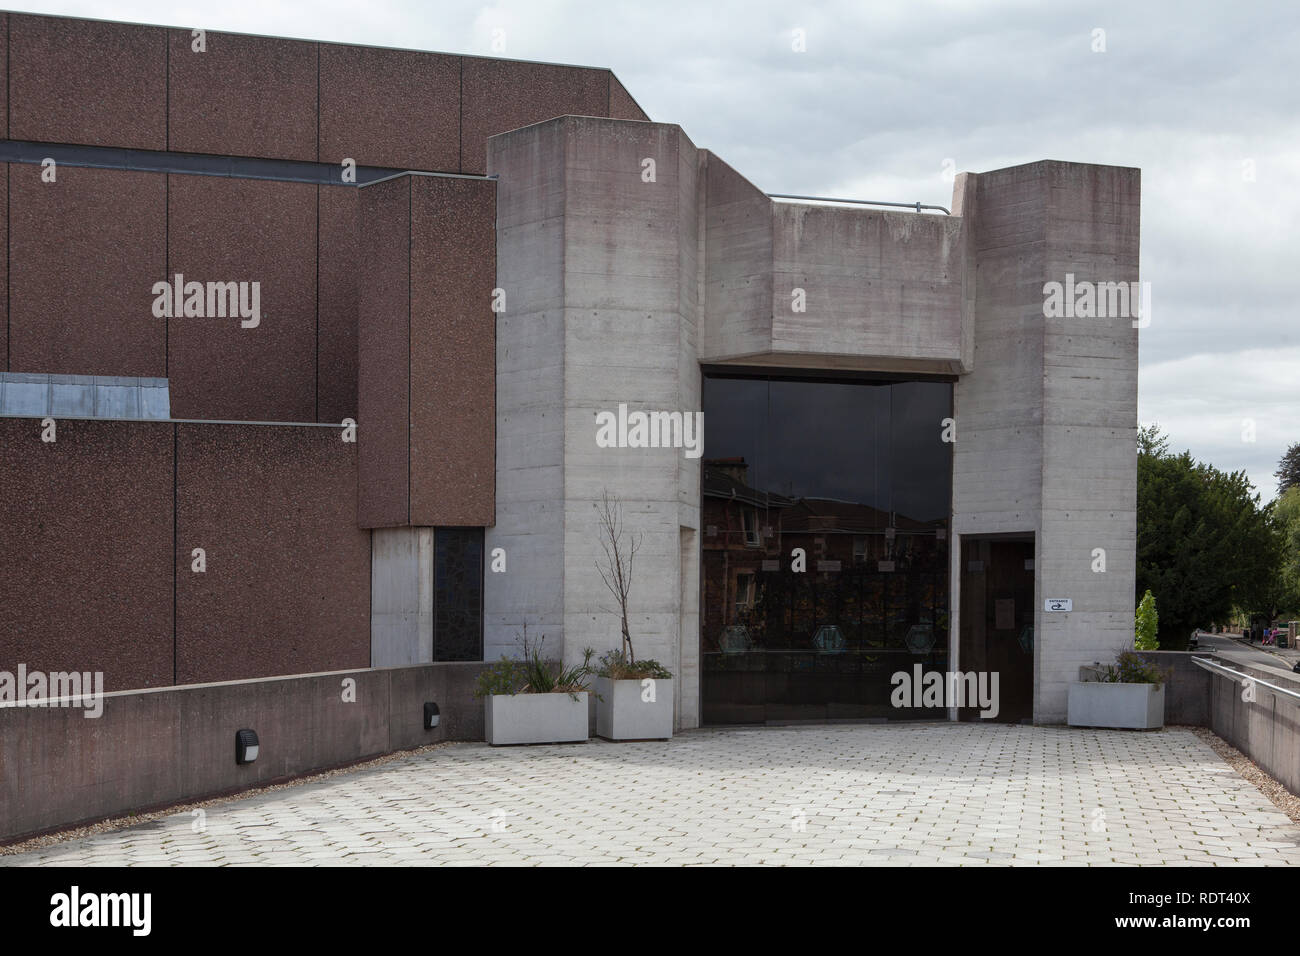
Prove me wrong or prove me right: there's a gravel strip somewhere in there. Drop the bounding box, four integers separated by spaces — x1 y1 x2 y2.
0 740 459 856
1185 725 1300 824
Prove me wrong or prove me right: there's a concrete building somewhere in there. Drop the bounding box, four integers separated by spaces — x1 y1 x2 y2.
0 12 1139 729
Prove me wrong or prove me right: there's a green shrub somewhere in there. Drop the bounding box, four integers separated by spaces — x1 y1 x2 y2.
595 649 673 681
1135 589 1159 650
474 655 526 698
1099 650 1167 686
473 629 595 700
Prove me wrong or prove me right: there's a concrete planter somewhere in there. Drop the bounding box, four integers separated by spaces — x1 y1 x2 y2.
595 677 674 740
1067 681 1165 729
484 692 589 745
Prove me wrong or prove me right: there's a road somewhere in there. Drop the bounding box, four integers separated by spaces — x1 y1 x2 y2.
1193 629 1300 672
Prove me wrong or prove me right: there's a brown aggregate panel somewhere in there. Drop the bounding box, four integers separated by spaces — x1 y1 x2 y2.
167 175 317 422
9 166 166 377
9 14 166 149
319 43 460 172
0 418 174 691
168 29 317 161
174 424 370 684
357 176 411 527
317 186 359 425
0 15 7 139
608 73 649 121
409 176 496 526
459 58 610 174
0 164 7 368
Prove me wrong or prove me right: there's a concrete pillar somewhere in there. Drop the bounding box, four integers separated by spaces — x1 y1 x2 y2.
486 116 703 727
952 160 1140 723
370 527 433 666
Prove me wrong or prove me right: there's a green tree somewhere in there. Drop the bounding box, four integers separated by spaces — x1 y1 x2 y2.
1276 443 1300 497
1138 422 1169 457
1135 589 1159 649
1203 466 1282 617
1270 486 1300 616
1136 426 1280 647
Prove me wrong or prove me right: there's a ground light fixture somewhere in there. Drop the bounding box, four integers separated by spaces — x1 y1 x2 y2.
424 702 440 730
235 729 259 765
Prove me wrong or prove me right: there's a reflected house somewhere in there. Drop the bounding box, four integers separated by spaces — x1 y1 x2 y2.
702 449 952 723
703 459 948 651
701 458 790 651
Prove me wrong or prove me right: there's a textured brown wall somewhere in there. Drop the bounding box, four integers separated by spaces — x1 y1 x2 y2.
9 13 166 150
317 185 359 424
9 166 166 376
460 57 610 174
0 164 7 367
0 418 174 692
0 15 7 139
319 43 460 171
409 175 496 524
6 165 362 421
175 423 370 684
168 28 318 161
608 73 649 121
357 176 412 527
167 175 317 421
0 419 371 692
6 13 647 173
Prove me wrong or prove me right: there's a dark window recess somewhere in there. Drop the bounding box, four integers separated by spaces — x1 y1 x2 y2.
434 528 485 662
0 139 403 186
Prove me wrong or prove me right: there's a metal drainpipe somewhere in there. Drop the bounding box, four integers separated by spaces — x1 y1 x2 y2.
768 193 951 215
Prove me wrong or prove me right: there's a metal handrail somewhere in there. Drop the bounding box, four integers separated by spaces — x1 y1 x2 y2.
767 193 952 215
1191 656 1300 703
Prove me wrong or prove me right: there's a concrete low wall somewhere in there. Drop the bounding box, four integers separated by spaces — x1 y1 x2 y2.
1136 650 1212 726
0 661 488 844
1204 660 1300 797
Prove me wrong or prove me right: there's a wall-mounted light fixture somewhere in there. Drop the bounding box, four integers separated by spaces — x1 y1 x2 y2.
423 703 440 730
235 729 259 765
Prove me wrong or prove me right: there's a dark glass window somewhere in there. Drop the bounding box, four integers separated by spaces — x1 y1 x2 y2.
433 528 484 661
701 373 952 723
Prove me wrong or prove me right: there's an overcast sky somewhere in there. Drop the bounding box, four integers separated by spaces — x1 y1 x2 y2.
19 0 1300 500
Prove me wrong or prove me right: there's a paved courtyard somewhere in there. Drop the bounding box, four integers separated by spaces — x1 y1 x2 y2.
5 724 1299 866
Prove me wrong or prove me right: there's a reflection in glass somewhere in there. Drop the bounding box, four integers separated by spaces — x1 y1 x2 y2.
701 374 953 723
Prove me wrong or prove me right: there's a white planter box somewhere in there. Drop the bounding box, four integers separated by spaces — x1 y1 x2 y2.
1067 681 1165 729
595 677 674 740
485 692 589 745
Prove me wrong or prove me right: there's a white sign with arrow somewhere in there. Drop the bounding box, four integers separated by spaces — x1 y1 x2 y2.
1044 598 1073 612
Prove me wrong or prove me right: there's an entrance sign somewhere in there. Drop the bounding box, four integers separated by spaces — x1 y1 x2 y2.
1044 598 1072 612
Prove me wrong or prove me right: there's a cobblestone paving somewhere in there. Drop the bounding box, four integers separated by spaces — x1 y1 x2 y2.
6 724 1299 866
